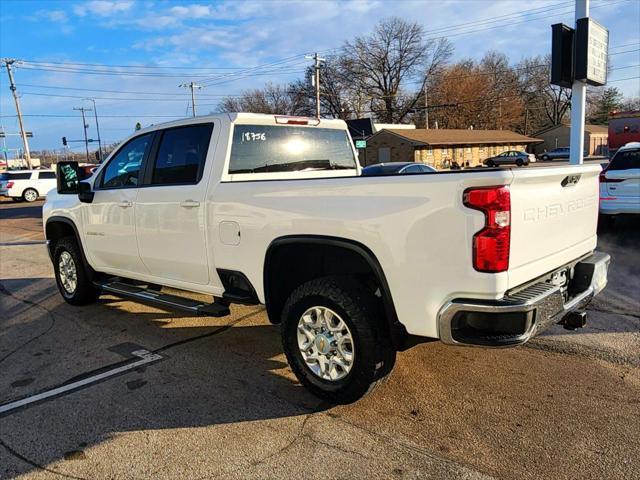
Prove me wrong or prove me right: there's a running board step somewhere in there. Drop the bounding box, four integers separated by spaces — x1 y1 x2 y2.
95 281 230 317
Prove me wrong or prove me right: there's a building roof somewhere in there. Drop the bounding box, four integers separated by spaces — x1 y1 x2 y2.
379 128 542 146
534 123 608 136
584 124 608 134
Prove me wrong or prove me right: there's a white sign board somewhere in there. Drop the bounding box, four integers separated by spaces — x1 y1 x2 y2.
575 18 609 86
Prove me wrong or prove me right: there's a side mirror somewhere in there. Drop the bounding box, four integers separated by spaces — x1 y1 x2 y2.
78 181 94 203
56 161 80 194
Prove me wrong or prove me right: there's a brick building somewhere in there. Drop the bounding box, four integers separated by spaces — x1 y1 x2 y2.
533 124 609 156
363 129 542 168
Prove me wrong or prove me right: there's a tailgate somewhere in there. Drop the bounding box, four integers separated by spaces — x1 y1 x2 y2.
508 164 601 288
605 168 640 197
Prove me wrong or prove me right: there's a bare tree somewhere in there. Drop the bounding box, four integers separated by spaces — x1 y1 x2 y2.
218 83 304 115
342 17 452 123
517 55 571 133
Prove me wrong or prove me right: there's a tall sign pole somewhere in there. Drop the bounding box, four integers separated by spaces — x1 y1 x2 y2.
2 59 32 168
569 0 589 165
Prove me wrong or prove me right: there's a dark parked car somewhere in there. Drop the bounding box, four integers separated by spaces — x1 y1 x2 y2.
483 150 535 167
539 147 570 161
361 162 437 175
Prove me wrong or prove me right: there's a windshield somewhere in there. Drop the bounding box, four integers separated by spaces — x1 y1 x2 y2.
229 125 357 174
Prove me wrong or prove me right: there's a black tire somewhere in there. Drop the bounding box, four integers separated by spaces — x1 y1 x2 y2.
541 155 550 161
486 160 495 167
516 158 524 167
281 276 395 404
22 188 39 202
53 237 99 305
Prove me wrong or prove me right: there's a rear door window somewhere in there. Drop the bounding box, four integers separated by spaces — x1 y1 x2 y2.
7 172 32 180
609 150 640 170
229 125 356 174
151 124 213 185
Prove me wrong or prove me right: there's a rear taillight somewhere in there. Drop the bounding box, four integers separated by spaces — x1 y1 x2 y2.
6 181 14 189
463 186 511 273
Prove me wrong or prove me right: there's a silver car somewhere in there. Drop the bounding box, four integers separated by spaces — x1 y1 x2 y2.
483 151 536 167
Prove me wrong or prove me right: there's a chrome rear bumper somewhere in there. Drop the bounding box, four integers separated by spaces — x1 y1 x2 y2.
437 251 610 347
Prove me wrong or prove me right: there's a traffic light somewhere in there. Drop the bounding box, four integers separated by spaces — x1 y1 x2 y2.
62 136 67 146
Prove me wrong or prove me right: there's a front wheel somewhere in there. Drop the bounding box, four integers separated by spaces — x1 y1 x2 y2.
53 237 99 305
541 155 550 161
516 158 524 166
23 188 39 202
281 276 395 404
486 160 495 167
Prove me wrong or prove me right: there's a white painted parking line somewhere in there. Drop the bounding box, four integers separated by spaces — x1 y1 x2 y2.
0 349 163 416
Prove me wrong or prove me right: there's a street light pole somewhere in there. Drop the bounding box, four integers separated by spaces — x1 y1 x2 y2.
569 0 589 165
2 58 32 168
73 106 92 162
85 98 103 162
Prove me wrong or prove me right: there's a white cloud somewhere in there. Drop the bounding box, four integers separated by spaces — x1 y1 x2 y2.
48 10 69 22
74 1 133 17
170 4 211 19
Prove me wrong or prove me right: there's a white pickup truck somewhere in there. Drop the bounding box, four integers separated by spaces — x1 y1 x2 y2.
44 113 610 403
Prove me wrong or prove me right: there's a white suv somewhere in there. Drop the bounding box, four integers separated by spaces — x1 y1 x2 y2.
0 169 57 202
599 142 640 216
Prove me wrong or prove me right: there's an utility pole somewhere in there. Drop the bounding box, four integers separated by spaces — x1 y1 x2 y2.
2 58 32 168
179 82 202 117
306 53 325 119
569 0 589 165
73 107 92 162
424 85 429 129
85 98 103 162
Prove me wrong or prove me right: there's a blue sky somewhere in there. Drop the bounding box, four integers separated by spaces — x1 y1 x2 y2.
1 0 639 153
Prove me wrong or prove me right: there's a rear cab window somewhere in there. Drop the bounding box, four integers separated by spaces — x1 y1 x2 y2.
227 123 357 180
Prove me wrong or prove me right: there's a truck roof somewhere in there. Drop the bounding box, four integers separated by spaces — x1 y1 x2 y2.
135 113 348 136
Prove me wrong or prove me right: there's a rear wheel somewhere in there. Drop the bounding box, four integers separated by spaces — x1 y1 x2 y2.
22 188 38 202
486 160 495 167
53 237 99 305
281 276 395 404
541 155 550 161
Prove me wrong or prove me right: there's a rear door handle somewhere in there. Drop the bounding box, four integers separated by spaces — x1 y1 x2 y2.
118 200 132 208
180 200 200 208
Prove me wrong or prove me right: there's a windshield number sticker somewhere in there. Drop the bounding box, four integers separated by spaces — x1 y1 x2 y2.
242 132 266 142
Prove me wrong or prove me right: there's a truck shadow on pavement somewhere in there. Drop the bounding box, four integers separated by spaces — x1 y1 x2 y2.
1 276 327 477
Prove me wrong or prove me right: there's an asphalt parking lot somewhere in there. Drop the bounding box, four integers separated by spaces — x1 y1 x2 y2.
1 199 638 480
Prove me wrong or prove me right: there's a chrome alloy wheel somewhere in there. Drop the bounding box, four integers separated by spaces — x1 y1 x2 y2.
58 251 78 294
24 189 37 202
297 306 355 381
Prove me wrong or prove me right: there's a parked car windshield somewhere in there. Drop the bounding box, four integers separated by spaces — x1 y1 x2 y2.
229 125 357 174
608 149 640 170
